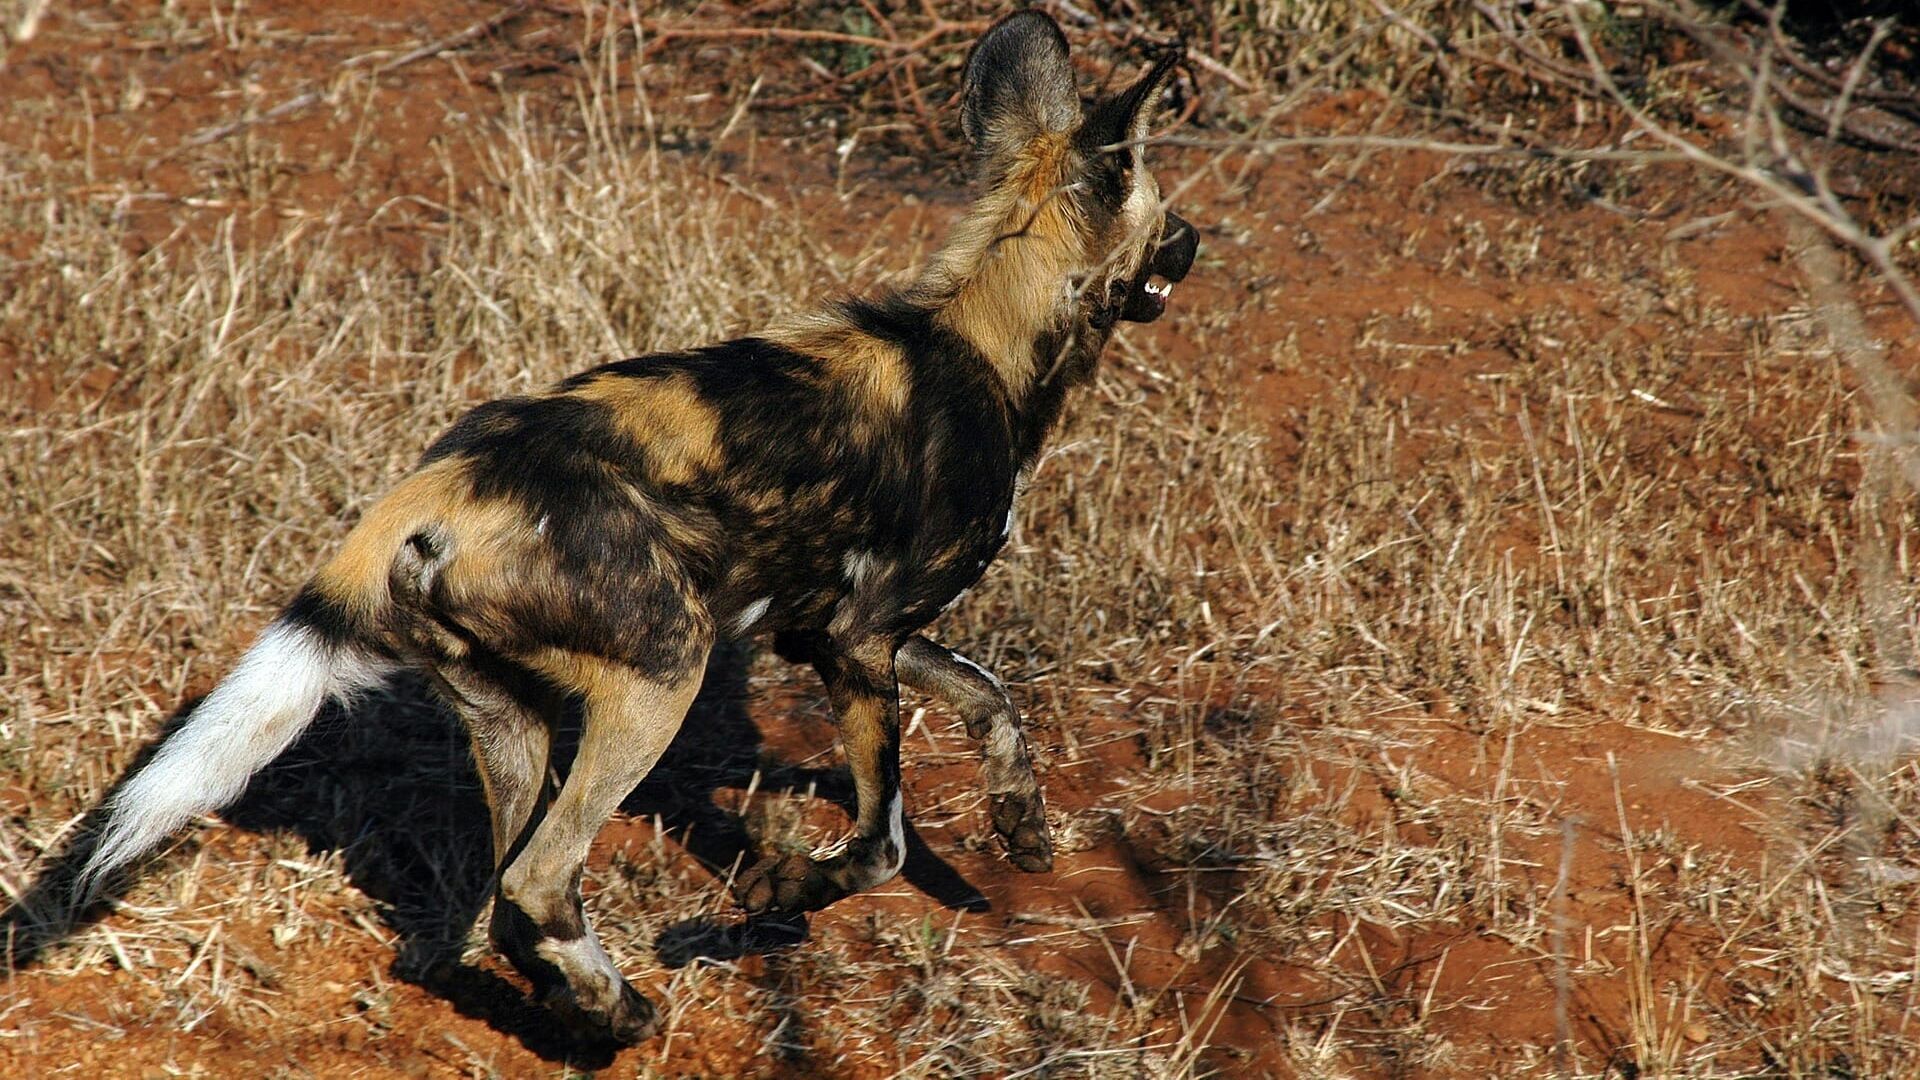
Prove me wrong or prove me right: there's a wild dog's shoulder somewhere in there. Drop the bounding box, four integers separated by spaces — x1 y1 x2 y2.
766 298 1012 421
758 306 915 423
553 341 834 459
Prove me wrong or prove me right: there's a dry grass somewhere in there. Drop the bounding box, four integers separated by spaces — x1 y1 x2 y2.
5 2 1920 1077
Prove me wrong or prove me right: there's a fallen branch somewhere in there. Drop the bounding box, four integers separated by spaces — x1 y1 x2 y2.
637 16 988 60
174 6 528 154
1558 0 1920 330
1157 131 1693 165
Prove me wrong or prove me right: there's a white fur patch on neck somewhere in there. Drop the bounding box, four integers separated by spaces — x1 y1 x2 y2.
1113 178 1160 284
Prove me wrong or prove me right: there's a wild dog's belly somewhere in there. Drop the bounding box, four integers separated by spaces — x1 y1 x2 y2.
717 488 1015 647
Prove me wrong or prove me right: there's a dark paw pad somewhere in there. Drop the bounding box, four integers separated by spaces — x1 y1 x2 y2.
547 980 659 1045
989 790 1054 873
734 853 849 915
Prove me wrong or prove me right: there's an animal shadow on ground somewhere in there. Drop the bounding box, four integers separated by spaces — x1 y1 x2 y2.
0 638 984 1066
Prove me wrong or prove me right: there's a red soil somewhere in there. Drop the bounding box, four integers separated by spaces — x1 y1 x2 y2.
3 3 1910 1077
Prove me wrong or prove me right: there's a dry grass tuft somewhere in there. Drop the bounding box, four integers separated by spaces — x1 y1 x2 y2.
6 2 1920 1076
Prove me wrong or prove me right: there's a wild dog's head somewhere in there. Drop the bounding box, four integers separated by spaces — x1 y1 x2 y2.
956 11 1197 344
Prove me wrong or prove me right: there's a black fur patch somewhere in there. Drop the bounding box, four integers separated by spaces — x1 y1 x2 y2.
285 584 365 649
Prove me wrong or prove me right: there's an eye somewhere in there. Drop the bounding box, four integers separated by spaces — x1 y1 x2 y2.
1081 155 1128 206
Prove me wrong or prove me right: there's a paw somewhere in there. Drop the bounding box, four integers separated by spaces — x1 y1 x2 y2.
989 788 1054 873
546 979 659 1045
734 852 851 915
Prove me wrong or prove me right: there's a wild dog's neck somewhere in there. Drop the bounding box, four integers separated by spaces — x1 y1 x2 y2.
1009 317 1113 467
918 136 1092 404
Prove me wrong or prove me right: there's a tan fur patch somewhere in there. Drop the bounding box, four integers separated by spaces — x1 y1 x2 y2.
529 645 703 753
433 497 545 608
839 699 889 818
920 134 1086 391
502 646 708 915
569 373 724 487
1105 168 1162 287
793 482 837 515
651 500 722 555
930 539 970 571
313 456 554 637
738 487 788 516
767 317 911 423
1016 135 1073 205
312 458 472 619
824 639 904 835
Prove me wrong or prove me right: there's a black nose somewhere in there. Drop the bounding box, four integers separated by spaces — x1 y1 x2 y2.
1153 211 1197 283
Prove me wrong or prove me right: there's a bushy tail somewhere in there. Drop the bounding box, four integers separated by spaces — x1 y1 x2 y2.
75 462 472 899
77 600 393 899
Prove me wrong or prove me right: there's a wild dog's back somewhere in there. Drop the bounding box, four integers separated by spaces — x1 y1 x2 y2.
527 313 1023 647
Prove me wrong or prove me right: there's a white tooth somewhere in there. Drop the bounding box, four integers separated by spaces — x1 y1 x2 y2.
1146 281 1171 298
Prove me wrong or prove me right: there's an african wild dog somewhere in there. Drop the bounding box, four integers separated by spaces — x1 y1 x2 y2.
80 10 1197 1044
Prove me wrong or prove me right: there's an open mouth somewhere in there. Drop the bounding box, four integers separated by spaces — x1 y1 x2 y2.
1119 210 1198 324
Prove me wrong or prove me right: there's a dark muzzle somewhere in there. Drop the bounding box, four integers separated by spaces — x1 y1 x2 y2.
1119 211 1198 324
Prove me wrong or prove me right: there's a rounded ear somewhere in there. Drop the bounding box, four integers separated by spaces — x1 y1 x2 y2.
1123 48 1180 147
960 11 1080 164
1080 46 1182 157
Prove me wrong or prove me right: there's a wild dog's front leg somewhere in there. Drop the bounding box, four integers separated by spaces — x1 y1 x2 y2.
736 640 906 914
897 635 1052 872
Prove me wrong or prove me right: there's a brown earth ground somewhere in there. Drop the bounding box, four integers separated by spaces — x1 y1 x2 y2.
4 3 1920 1078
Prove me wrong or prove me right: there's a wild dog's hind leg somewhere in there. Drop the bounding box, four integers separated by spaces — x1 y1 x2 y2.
427 661 556 948
493 647 708 1044
431 663 554 867
736 639 906 914
897 635 1052 872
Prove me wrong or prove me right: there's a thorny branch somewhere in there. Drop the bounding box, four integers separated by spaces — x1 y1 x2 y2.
1553 0 1920 327
1161 1 1918 335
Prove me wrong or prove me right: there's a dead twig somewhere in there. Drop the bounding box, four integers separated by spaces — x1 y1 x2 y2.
174 6 529 155
1047 0 1254 92
1157 131 1693 166
1735 0 1920 118
636 13 985 141
1708 7 1920 154
637 17 987 60
1557 0 1920 329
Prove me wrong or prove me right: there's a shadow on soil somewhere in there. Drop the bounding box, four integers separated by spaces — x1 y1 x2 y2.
1 638 983 1067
